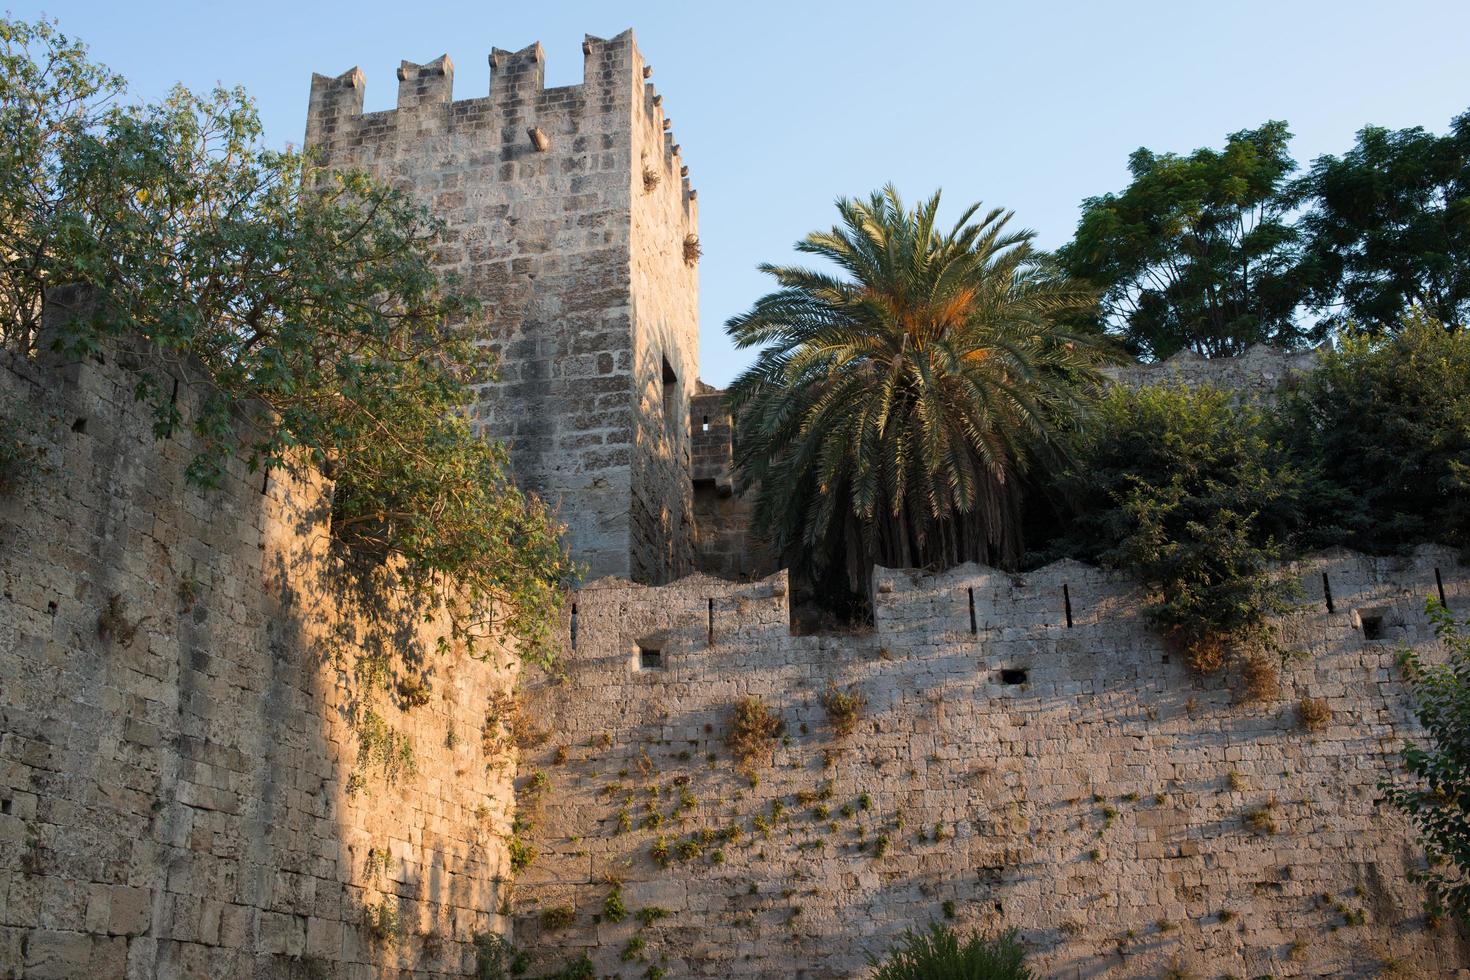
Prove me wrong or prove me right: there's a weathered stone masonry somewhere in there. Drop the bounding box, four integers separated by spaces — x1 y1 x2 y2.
0 323 519 979
516 554 1470 977
305 30 700 584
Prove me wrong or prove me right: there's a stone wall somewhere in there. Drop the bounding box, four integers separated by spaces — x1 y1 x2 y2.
515 550 1470 977
305 29 699 583
1102 343 1320 397
627 41 699 585
0 329 519 978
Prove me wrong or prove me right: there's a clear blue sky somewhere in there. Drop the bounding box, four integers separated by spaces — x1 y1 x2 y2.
26 0 1470 384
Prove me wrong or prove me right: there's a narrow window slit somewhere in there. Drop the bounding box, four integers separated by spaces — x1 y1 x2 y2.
707 597 714 645
1435 567 1447 608
169 377 179 406
260 469 270 495
1322 572 1334 613
1062 583 1074 629
967 587 977 635
570 602 578 650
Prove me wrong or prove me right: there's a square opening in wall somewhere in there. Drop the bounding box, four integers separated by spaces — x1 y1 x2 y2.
1358 611 1386 641
637 643 663 670
1000 668 1028 686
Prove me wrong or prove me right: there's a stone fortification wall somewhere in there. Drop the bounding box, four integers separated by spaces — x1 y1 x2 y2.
305 30 699 584
515 549 1469 977
1102 343 1320 397
0 327 519 978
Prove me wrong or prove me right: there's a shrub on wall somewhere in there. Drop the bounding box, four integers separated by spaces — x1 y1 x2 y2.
1040 383 1305 676
1381 600 1470 927
868 923 1033 980
1277 314 1470 557
727 696 783 769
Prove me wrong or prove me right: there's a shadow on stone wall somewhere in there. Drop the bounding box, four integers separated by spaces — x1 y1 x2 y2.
511 551 1470 978
0 325 517 978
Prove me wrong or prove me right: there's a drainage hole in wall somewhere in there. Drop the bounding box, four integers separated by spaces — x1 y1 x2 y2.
999 668 1028 686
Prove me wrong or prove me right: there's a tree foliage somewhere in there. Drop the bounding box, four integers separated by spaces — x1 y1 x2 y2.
1277 314 1470 557
1295 111 1470 332
0 17 122 350
0 17 572 658
1381 600 1470 927
868 923 1032 980
727 186 1104 595
1038 384 1304 672
1058 122 1309 360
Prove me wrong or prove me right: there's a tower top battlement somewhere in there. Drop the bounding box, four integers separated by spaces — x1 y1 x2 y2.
305 30 696 212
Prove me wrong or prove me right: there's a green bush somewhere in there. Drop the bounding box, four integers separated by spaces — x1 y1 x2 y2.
1040 383 1304 672
869 923 1032 980
1278 315 1470 557
1381 600 1470 926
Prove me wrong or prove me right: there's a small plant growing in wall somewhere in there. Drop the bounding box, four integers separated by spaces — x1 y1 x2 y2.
1243 797 1280 835
683 234 702 266
540 905 575 931
727 696 783 770
636 906 671 927
176 573 201 612
473 931 528 979
396 673 432 708
1297 695 1330 732
507 834 538 874
821 682 867 737
364 896 400 945
604 881 628 923
96 593 142 647
353 708 417 786
1239 652 1280 701
621 935 647 963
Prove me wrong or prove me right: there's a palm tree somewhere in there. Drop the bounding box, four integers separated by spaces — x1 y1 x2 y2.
727 186 1104 596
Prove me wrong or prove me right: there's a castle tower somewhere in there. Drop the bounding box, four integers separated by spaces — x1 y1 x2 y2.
305 30 699 583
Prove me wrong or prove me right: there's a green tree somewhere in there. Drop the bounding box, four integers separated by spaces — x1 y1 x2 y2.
1276 313 1470 557
1 17 572 657
1295 110 1470 332
726 186 1103 596
0 18 122 350
1381 600 1470 927
1039 384 1305 673
868 923 1032 980
1058 122 1310 360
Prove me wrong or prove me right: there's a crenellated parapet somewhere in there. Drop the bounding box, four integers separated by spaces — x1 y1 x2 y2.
302 31 697 215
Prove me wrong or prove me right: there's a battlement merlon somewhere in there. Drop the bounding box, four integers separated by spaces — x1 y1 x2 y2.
397 54 453 110
304 67 364 146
